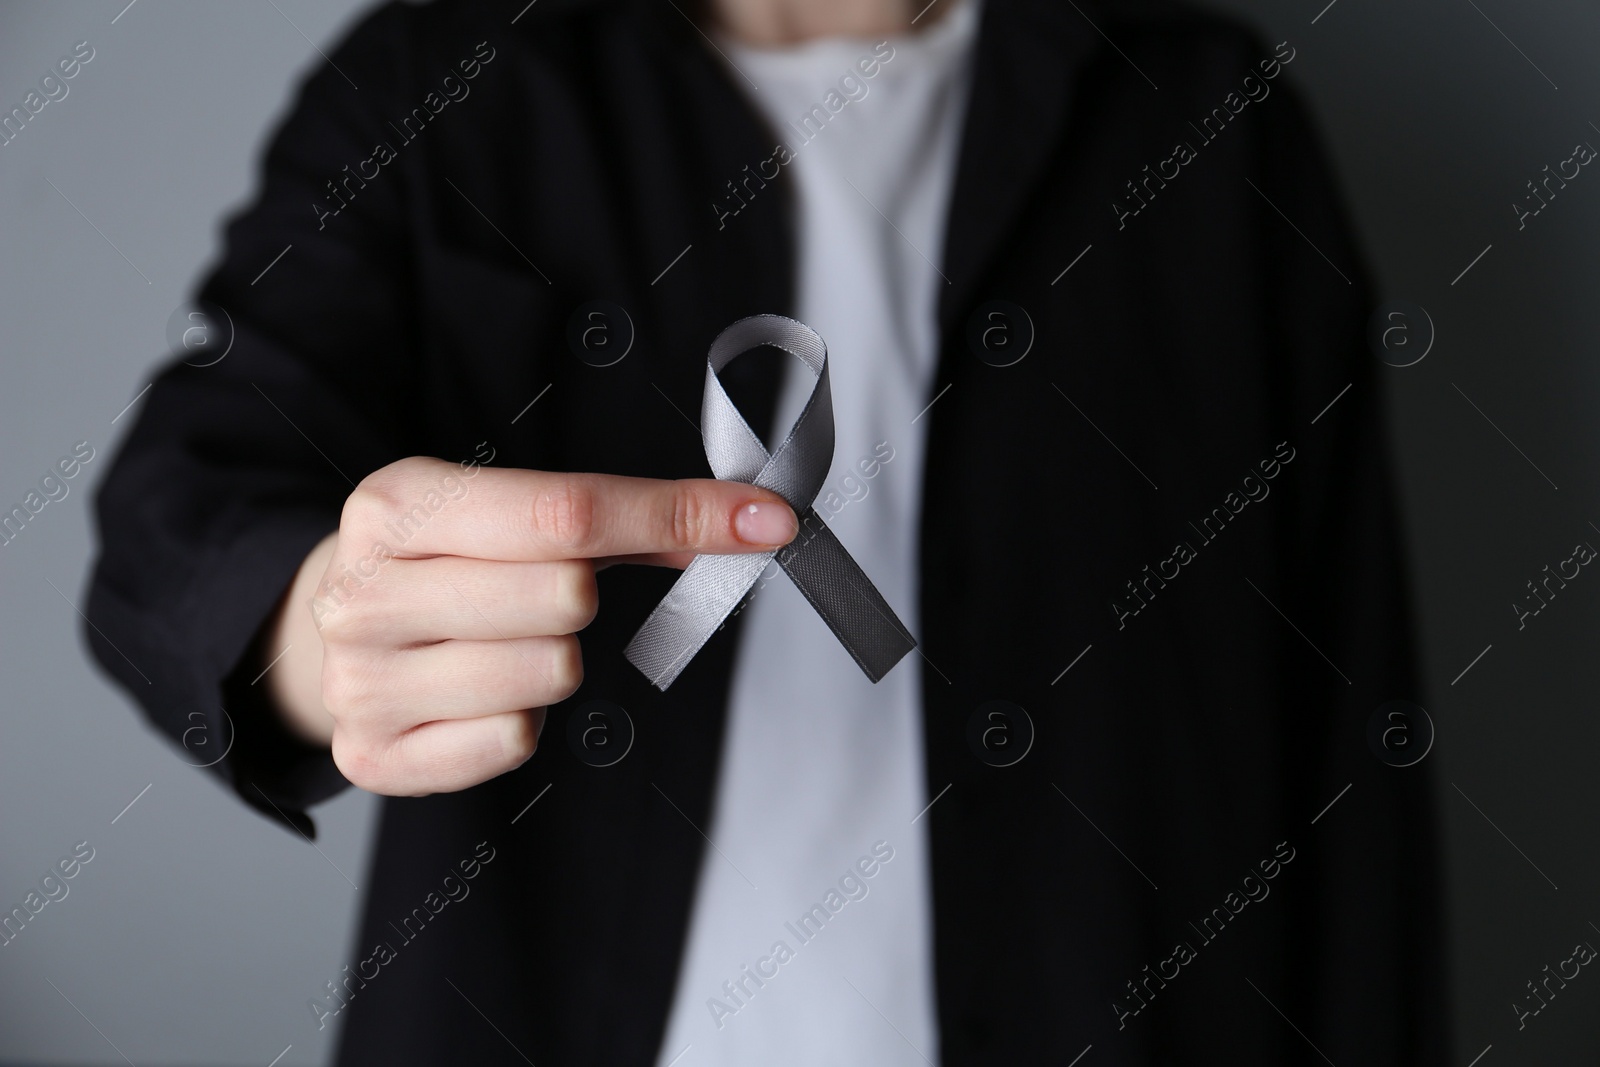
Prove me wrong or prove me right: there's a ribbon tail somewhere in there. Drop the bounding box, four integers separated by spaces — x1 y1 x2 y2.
779 507 917 684
624 551 770 690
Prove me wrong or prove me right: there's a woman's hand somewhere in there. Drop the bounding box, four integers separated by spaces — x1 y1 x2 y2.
262 457 797 796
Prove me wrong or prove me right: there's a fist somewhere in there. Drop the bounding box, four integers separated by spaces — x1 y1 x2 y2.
302 457 797 796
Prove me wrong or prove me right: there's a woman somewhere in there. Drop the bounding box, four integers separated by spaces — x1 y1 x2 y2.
85 0 1448 1062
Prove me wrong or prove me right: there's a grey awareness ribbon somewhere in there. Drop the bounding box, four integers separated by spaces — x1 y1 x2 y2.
625 314 917 690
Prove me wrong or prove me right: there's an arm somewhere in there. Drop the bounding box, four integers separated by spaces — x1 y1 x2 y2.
85 5 799 824
83 3 430 832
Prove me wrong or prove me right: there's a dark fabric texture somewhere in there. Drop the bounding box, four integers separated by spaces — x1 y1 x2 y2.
82 0 1450 1063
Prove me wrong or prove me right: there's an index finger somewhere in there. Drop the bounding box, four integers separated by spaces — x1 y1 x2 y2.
345 459 798 562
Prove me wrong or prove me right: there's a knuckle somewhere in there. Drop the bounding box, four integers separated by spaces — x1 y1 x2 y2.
314 603 351 644
319 658 360 716
320 655 382 721
554 561 599 631
340 484 393 539
533 477 596 554
307 584 348 640
669 483 705 551
344 457 435 533
330 730 389 793
500 709 541 766
380 455 435 485
546 635 585 699
315 593 383 646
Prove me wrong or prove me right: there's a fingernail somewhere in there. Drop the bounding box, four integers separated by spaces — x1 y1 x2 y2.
734 500 797 546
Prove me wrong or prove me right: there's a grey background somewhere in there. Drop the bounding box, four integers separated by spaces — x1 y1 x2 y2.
0 0 1595 1063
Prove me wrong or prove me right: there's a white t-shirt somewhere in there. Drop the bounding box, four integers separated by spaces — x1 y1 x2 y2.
653 5 980 1065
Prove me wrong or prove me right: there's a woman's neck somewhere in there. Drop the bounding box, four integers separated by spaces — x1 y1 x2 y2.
706 0 949 46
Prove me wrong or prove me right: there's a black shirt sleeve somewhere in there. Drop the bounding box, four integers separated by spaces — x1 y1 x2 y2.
83 3 425 837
